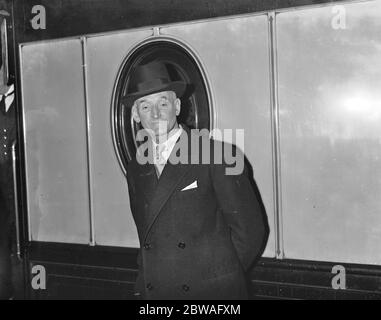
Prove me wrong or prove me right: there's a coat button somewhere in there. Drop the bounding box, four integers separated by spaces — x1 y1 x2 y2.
146 283 154 291
178 242 186 249
144 243 151 250
182 284 190 292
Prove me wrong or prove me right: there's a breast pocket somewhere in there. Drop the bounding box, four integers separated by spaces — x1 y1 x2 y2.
175 187 199 201
174 176 211 201
177 179 199 193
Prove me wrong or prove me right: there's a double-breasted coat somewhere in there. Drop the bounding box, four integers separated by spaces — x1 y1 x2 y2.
126 125 268 299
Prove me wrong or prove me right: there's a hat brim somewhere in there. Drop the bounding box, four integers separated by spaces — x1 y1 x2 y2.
122 81 187 106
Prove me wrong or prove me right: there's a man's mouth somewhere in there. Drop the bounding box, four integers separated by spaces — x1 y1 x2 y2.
151 121 168 127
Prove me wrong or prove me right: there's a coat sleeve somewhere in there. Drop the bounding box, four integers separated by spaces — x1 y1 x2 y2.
210 142 269 271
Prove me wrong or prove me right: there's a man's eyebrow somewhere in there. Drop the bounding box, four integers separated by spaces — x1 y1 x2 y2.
159 96 169 100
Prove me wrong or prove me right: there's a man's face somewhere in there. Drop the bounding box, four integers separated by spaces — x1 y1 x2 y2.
132 91 181 138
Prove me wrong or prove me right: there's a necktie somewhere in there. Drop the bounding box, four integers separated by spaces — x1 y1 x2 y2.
154 144 166 177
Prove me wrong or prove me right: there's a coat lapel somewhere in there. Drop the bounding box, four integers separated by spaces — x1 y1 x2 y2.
135 162 158 203
143 126 193 242
133 133 159 203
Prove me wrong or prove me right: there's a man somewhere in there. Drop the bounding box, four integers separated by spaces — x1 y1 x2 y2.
124 60 268 300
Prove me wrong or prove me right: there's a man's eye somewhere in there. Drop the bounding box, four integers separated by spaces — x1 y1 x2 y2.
160 102 168 107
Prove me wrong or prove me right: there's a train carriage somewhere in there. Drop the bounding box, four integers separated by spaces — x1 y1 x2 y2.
0 0 381 299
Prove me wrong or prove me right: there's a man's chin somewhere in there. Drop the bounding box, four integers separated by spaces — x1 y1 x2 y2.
145 128 169 139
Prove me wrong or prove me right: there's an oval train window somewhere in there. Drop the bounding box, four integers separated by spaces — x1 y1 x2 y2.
112 40 212 173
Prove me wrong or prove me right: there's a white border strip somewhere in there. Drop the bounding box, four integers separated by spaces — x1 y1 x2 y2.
80 36 95 246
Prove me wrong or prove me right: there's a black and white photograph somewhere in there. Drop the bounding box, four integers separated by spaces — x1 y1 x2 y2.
0 0 381 305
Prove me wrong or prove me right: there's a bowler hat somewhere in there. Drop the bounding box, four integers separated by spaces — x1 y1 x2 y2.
122 60 186 104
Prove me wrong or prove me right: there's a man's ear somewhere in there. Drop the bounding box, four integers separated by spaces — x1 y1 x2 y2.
175 98 181 116
131 103 141 123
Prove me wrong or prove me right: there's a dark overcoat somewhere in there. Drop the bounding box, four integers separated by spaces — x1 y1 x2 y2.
126 125 268 300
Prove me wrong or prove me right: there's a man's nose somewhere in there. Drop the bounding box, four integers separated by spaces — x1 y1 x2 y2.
151 104 160 119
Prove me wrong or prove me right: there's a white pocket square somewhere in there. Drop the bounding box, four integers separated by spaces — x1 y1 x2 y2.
181 180 198 191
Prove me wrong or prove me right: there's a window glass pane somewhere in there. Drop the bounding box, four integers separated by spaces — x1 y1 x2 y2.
278 0 381 264
21 39 90 243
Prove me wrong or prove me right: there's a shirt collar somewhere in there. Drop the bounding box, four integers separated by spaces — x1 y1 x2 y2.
152 124 183 148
